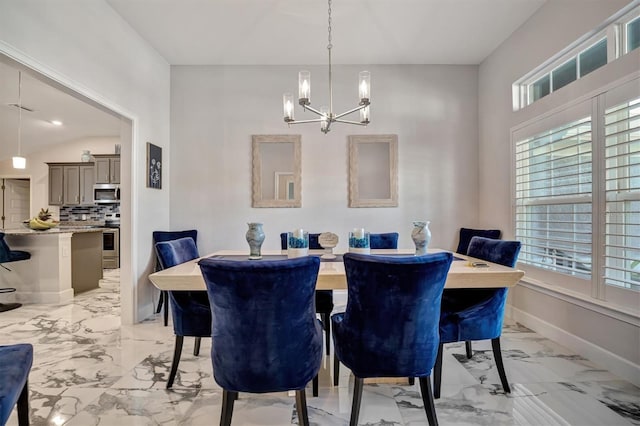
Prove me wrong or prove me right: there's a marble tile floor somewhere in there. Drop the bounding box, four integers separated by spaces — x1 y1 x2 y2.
0 284 638 426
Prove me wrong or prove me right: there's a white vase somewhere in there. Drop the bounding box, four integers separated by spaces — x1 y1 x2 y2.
411 221 431 255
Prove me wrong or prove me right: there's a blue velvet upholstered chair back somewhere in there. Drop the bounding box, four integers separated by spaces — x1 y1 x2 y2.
0 343 33 425
0 232 31 264
440 236 521 344
332 252 452 425
0 232 31 312
280 232 333 356
153 230 198 270
333 252 452 378
455 228 501 254
152 229 198 326
435 236 521 399
369 232 399 249
198 255 323 393
154 237 211 388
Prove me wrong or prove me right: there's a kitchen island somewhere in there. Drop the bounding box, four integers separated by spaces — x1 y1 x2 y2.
2 227 104 304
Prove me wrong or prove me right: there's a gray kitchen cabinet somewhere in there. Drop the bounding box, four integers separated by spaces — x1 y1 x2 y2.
48 165 64 205
94 155 120 184
48 162 95 206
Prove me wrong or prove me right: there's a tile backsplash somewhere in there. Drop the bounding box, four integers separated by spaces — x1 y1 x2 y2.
60 204 119 221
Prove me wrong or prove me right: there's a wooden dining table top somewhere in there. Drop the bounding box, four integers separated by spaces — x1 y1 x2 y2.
148 249 525 291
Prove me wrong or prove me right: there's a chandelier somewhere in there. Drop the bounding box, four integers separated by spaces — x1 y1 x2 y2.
282 0 370 134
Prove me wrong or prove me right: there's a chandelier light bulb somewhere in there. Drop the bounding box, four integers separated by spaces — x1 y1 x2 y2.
359 71 370 104
283 93 295 121
298 71 311 105
360 106 370 124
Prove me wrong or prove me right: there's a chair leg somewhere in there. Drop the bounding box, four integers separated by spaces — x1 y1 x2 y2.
349 377 364 426
333 351 340 386
419 376 439 426
163 292 169 327
408 377 415 386
167 335 184 389
313 375 318 397
433 343 443 399
17 379 29 426
295 389 310 426
193 337 201 356
155 290 164 313
321 312 331 355
220 390 237 426
465 341 473 358
491 337 510 393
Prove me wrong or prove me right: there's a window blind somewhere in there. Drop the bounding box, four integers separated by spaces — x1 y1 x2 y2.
604 98 640 291
515 116 593 278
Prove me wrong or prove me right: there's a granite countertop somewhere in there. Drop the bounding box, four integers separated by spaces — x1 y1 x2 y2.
3 225 106 236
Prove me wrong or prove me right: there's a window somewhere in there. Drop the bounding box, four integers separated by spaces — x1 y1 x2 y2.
627 16 640 53
579 38 607 77
604 97 640 291
515 116 593 279
514 4 639 110
513 79 640 312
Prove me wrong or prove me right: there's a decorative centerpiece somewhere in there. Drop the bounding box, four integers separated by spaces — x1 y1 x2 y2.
245 222 265 260
411 220 431 255
349 228 370 254
318 232 339 259
287 229 309 258
25 208 59 231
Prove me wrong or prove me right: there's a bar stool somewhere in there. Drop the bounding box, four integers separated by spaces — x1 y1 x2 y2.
0 232 31 313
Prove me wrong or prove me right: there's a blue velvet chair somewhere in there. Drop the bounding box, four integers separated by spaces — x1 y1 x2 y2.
155 237 211 389
198 256 323 426
280 232 334 355
332 252 453 426
153 230 198 327
454 227 502 358
434 236 521 399
369 232 399 250
0 232 31 313
0 343 33 426
456 227 501 255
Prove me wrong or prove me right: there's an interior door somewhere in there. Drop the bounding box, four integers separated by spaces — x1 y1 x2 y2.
2 178 30 229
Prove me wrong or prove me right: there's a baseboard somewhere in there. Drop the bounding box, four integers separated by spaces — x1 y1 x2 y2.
15 289 74 304
506 304 640 387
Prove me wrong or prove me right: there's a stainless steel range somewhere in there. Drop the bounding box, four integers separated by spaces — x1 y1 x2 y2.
102 213 120 269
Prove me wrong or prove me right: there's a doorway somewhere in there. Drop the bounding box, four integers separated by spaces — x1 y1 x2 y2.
1 178 30 229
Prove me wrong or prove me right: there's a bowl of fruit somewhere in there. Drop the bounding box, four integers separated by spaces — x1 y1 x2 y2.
24 208 60 230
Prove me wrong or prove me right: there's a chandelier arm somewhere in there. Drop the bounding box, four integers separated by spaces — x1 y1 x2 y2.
286 118 325 125
334 119 369 126
333 104 369 120
299 104 326 117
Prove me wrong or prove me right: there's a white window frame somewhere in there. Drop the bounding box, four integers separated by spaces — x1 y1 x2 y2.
513 3 640 111
511 76 640 314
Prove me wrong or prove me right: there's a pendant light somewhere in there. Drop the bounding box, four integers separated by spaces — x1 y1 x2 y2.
12 71 26 169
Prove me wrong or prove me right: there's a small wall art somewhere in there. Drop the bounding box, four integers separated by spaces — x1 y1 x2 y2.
147 142 162 189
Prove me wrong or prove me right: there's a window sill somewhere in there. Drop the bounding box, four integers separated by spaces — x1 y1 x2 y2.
517 276 640 326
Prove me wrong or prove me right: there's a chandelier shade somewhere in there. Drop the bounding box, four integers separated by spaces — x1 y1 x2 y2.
283 0 371 134
13 71 26 169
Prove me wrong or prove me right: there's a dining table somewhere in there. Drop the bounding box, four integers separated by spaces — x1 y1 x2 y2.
148 248 525 292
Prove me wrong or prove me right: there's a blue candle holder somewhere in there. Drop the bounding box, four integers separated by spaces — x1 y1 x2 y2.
348 229 370 254
287 230 309 258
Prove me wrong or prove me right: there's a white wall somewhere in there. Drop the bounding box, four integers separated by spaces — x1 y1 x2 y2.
0 0 171 324
170 65 480 253
478 0 639 381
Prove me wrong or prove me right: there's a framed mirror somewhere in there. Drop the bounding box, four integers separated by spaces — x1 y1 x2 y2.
348 134 398 207
252 134 301 208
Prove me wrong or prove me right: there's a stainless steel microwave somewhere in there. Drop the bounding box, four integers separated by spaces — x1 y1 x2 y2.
93 184 120 204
